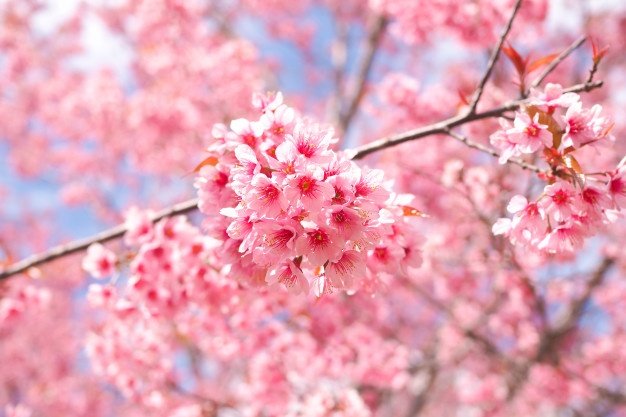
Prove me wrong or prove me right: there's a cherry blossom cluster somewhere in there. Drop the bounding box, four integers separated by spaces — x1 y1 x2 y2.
491 83 623 253
194 92 424 295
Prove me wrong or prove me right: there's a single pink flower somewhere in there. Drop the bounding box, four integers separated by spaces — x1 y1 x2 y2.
538 222 585 253
490 119 521 163
322 205 364 241
507 112 553 153
295 225 344 266
325 250 365 289
541 182 581 222
561 101 598 149
287 122 334 162
252 220 301 266
530 83 579 112
82 243 117 279
245 173 289 218
284 166 334 212
608 167 626 208
266 260 309 294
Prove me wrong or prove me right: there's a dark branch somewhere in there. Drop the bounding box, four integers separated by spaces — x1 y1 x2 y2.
467 0 523 114
530 35 587 90
445 129 545 174
339 15 388 132
347 80 603 160
0 80 604 281
0 198 199 281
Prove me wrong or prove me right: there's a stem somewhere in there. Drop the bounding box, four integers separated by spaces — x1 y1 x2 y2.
467 0 523 114
347 80 603 160
530 35 587 90
338 15 388 132
445 129 545 174
0 81 604 281
0 198 199 281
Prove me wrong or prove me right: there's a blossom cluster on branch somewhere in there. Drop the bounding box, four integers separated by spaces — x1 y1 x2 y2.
193 93 425 296
492 83 622 253
4 0 626 416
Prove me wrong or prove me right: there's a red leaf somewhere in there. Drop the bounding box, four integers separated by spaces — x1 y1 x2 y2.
501 43 528 77
590 37 609 64
192 155 219 173
401 205 429 218
528 53 560 73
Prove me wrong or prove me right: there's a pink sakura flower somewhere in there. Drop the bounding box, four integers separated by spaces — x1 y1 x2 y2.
266 260 309 294
260 103 295 138
124 207 154 246
494 195 546 246
284 166 335 212
322 205 364 241
325 250 366 290
530 83 579 112
227 118 263 149
252 91 284 112
86 284 116 307
561 101 599 149
288 122 334 162
232 144 261 185
367 243 405 273
541 182 581 222
268 140 303 182
581 184 613 212
82 243 117 279
507 112 553 153
295 225 344 266
354 166 390 203
326 171 357 205
245 173 289 218
538 221 586 253
252 220 301 266
489 119 521 164
195 163 238 213
608 167 626 208
490 128 521 164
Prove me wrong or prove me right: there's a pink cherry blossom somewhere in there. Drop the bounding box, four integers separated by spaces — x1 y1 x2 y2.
82 243 117 279
506 112 552 153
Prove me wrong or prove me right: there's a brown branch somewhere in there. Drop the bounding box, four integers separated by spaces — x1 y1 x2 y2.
505 257 615 399
347 80 603 160
0 80 604 281
0 198 199 281
467 0 522 114
445 129 546 174
540 257 614 350
338 15 388 132
530 35 587 90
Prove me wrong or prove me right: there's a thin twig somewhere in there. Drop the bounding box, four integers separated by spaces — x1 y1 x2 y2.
339 15 388 132
0 81 604 281
467 0 523 114
445 129 545 174
530 36 587 89
0 198 199 281
506 257 614 399
328 21 349 126
348 80 603 160
542 257 614 346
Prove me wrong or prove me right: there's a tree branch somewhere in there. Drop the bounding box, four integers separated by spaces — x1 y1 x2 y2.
0 80 604 281
347 80 603 160
530 35 587 90
338 15 388 132
467 0 522 114
445 129 545 174
0 198 200 281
